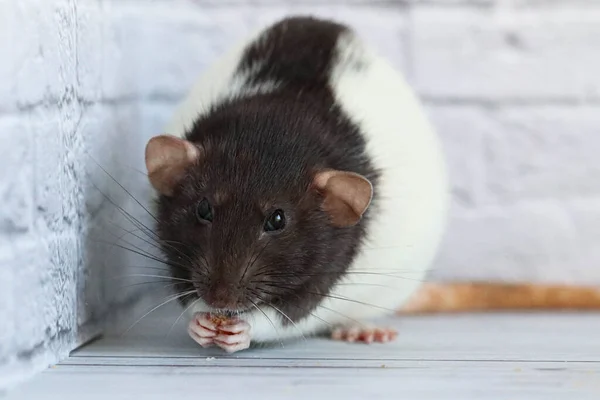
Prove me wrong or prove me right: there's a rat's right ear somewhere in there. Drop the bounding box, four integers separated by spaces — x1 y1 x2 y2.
145 134 202 196
312 169 373 228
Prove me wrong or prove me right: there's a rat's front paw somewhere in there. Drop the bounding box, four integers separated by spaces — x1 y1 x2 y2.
213 319 251 353
188 313 251 353
331 325 398 344
188 312 218 348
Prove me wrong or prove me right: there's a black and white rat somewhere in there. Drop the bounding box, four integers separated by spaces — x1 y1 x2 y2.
144 16 449 353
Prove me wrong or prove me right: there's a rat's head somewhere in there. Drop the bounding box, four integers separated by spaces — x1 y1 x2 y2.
144 133 372 316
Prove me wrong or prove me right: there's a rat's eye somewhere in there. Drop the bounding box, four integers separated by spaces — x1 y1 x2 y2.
264 209 285 232
196 198 213 222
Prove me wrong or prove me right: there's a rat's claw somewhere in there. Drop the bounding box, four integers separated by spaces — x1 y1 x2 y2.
331 325 398 344
188 313 251 353
215 339 251 354
219 319 251 335
188 312 217 348
214 320 251 353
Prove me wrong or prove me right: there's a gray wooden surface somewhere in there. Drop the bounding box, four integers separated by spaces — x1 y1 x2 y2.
5 312 600 400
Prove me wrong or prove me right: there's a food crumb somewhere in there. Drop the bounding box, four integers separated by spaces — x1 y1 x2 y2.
206 357 216 361
380 364 386 368
210 314 229 326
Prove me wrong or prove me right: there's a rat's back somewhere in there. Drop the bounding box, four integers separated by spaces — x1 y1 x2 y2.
165 17 348 135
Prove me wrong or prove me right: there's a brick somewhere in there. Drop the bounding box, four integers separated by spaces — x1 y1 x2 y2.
2 0 77 110
8 236 52 352
28 101 85 236
1 233 80 379
431 201 592 284
40 232 79 341
1 236 48 354
424 104 600 206
0 256 14 360
30 107 68 234
425 106 487 208
78 102 170 306
81 102 166 217
410 6 600 100
75 2 104 102
483 105 600 203
0 0 46 111
565 198 600 280
100 2 408 99
515 1 600 10
0 116 33 235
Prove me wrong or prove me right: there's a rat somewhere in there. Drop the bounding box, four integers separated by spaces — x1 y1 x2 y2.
144 16 600 353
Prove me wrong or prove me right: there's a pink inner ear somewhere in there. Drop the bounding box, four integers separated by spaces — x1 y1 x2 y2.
313 170 373 227
145 134 200 196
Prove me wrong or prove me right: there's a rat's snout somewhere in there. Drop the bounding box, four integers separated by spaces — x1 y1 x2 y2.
203 282 241 310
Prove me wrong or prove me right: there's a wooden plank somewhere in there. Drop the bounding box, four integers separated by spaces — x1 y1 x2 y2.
5 313 600 400
6 361 600 400
75 313 600 362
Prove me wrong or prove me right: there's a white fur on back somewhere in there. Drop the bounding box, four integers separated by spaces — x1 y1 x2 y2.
321 32 449 323
170 28 449 343
250 32 450 341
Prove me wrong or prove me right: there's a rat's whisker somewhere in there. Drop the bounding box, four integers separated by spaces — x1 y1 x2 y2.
105 230 163 261
190 250 211 277
247 290 306 342
334 282 399 290
315 303 367 328
88 178 159 242
161 242 196 266
93 239 164 264
264 270 423 276
260 271 429 282
94 239 191 271
86 152 159 223
240 238 271 284
105 221 175 263
166 295 200 338
307 292 395 312
248 299 284 349
114 274 194 283
104 219 159 245
254 282 394 312
251 262 285 278
122 289 197 336
264 305 307 342
118 280 179 290
252 287 335 329
127 265 173 272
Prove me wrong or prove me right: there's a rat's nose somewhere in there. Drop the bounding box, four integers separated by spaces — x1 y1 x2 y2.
203 283 239 310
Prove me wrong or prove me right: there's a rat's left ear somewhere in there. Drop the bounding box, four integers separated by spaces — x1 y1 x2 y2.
312 170 373 227
145 134 202 196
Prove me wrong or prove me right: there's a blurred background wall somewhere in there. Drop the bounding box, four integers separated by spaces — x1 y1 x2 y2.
2 0 600 391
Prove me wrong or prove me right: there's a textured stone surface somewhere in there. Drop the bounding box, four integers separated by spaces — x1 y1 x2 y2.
2 0 600 393
1 0 159 390
410 4 600 100
99 1 408 100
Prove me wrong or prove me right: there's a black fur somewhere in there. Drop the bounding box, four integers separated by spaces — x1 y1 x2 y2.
155 17 380 329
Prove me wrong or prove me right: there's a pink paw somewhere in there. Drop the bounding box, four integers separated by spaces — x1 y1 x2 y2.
331 325 398 344
188 312 251 353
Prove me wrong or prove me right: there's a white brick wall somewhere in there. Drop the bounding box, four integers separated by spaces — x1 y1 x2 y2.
2 0 600 392
410 4 600 100
0 0 161 390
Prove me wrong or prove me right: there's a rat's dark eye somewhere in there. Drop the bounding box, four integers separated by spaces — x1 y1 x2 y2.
196 198 213 222
264 209 285 232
